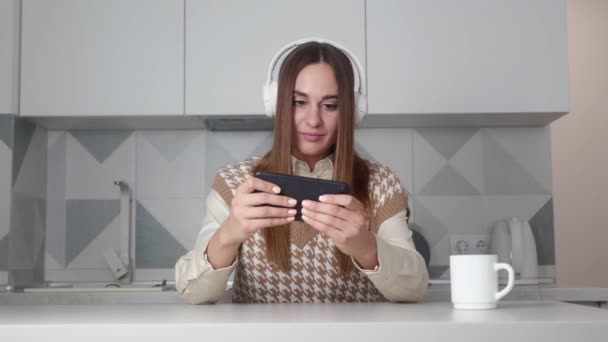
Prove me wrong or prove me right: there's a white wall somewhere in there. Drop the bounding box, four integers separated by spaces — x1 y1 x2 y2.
0 0 20 114
553 0 608 287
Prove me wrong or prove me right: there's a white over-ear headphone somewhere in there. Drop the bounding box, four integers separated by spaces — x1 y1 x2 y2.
262 38 367 124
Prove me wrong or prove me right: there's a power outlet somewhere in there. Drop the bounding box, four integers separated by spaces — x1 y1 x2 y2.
449 234 490 255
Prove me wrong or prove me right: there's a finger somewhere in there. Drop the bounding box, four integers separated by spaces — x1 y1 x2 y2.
243 206 297 219
237 175 281 195
301 207 348 231
318 194 363 211
249 217 295 230
302 214 344 242
301 200 351 222
240 192 297 208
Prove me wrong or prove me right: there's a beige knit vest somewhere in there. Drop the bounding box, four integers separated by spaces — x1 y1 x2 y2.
212 157 409 303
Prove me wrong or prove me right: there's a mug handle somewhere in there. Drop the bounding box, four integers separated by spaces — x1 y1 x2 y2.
494 263 515 301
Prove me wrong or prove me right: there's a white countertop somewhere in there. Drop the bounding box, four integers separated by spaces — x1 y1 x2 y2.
1 301 608 342
2 284 608 305
425 284 608 302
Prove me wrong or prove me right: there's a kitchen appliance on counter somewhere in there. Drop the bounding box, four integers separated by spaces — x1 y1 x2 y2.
409 223 431 269
489 218 539 283
412 230 431 268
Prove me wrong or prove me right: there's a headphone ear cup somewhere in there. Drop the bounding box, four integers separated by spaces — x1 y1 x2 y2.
263 82 274 117
354 92 367 124
263 81 278 118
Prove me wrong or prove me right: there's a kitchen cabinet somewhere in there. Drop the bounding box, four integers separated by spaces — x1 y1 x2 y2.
185 0 366 116
0 0 19 114
18 0 570 127
364 0 569 126
20 0 184 117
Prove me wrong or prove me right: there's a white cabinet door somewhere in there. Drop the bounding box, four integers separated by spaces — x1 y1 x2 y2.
0 0 19 114
20 0 184 116
366 0 569 116
185 0 365 116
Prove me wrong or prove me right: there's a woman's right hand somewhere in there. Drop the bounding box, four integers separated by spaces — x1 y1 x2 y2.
219 175 297 247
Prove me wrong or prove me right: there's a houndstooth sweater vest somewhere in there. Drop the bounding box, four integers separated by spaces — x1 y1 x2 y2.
212 157 409 303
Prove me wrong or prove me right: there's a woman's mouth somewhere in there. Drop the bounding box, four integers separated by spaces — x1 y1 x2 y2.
300 132 325 142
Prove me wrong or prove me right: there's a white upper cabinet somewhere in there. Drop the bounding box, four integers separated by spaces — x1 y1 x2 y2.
185 0 366 116
16 0 569 126
0 0 19 114
366 0 569 119
20 0 184 116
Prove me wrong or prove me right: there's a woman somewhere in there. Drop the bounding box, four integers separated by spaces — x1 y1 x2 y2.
175 39 429 304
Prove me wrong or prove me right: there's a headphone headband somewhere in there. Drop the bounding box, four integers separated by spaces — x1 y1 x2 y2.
264 38 367 98
262 38 367 123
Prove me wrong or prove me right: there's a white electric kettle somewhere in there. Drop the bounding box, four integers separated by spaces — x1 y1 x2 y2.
489 217 538 280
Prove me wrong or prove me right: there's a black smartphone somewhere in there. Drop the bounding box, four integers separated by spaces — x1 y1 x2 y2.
254 171 351 222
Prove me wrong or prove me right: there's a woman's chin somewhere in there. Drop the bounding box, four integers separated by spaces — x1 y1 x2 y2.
295 145 331 158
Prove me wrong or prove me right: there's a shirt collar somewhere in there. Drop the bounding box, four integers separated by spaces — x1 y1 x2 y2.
290 153 335 176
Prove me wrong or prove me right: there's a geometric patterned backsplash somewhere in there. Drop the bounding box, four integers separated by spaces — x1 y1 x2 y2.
0 114 47 286
1 125 555 284
409 128 554 279
0 114 13 285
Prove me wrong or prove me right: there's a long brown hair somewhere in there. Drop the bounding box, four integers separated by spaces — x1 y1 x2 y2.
254 42 370 275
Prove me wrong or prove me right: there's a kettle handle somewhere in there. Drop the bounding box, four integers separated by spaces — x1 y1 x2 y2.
495 263 515 301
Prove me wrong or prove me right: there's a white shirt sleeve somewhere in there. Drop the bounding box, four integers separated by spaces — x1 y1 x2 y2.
174 190 237 304
352 210 429 302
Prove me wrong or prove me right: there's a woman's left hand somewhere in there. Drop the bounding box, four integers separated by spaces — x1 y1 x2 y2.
301 195 378 270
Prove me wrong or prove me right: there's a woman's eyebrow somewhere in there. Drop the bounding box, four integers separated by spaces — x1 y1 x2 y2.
293 90 309 97
294 90 338 100
322 95 338 100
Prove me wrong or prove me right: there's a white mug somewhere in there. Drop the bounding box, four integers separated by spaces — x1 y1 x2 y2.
450 254 515 309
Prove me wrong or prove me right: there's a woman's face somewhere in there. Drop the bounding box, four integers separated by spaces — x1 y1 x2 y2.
291 62 340 167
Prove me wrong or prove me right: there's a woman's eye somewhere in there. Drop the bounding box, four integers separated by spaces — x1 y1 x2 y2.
293 100 306 106
323 103 338 111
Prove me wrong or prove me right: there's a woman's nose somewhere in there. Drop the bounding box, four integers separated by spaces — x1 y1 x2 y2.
305 104 321 127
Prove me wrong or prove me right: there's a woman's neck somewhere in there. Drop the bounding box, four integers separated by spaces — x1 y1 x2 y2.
292 151 333 172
